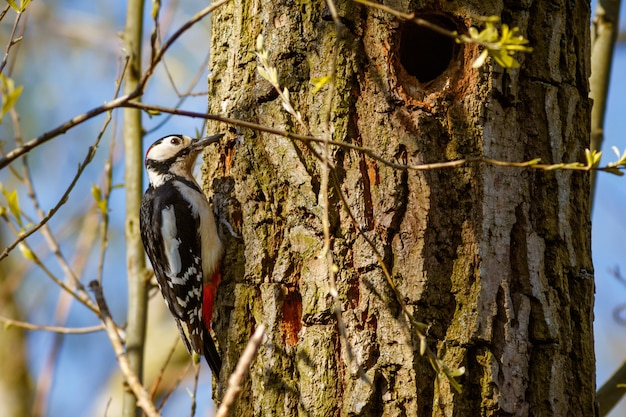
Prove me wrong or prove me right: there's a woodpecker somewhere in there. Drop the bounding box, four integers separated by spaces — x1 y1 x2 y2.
140 133 224 379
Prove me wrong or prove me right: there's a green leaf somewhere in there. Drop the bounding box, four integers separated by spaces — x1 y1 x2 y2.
447 366 466 377
6 0 19 12
256 34 264 52
0 73 23 122
608 146 626 167
91 184 108 216
311 75 331 94
585 148 602 168
5 0 30 13
472 50 489 69
18 242 35 261
151 0 161 19
91 184 102 200
447 375 463 393
2 187 22 227
257 66 270 82
467 18 532 69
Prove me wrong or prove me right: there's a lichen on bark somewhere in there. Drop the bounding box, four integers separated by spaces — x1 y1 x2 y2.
204 0 595 415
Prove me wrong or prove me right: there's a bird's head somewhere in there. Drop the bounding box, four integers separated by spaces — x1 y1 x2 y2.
144 133 224 186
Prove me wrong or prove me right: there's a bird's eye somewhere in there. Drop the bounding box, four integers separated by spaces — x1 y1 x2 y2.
170 137 181 145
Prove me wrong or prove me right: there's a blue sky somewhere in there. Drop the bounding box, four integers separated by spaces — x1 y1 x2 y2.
0 1 625 416
592 31 626 417
3 1 215 415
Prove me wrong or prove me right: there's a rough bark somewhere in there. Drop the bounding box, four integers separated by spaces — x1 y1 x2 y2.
204 0 595 416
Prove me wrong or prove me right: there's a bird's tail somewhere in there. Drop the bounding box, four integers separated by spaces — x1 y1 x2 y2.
203 326 222 380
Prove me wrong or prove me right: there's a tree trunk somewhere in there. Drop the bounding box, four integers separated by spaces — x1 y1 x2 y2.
0 269 31 417
204 0 595 416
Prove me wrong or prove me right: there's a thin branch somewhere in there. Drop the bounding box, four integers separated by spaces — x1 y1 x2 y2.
139 0 232 93
121 102 622 175
146 49 212 134
96 56 128 286
0 316 105 334
0 0 232 171
0 5 24 75
215 325 266 417
597 359 626 417
317 0 368 381
0 93 136 170
0 216 99 314
89 281 162 417
156 361 193 413
188 364 201 417
353 0 491 48
0 135 106 266
148 337 180 400
0 5 11 23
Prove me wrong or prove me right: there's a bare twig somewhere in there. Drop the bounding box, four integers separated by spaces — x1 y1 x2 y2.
353 0 486 47
0 0 232 171
0 123 114 272
0 93 136 170
121 102 623 176
140 0 232 91
188 364 201 417
95 55 128 286
146 49 212 134
215 325 266 417
89 281 162 417
0 5 24 75
0 316 104 334
0 139 98 265
0 217 99 314
148 338 179 402
0 5 11 23
156 361 193 412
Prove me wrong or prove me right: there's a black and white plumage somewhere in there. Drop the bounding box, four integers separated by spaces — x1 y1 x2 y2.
140 134 224 378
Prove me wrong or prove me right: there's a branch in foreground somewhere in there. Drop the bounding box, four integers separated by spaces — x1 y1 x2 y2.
215 324 266 417
122 102 625 175
89 281 162 417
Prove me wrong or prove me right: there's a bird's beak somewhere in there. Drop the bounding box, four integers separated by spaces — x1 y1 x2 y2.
191 133 224 150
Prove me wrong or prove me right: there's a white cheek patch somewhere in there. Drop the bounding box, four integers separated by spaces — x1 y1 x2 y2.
148 141 180 162
161 206 182 275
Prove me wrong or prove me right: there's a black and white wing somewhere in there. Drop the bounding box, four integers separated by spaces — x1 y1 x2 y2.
140 182 204 354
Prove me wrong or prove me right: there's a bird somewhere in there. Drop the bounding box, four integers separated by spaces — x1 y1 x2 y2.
139 133 224 379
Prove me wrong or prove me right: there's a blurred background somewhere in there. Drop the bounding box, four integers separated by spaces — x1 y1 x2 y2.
0 1 624 416
0 1 217 416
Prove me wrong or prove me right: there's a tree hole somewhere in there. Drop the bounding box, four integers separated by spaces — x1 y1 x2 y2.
399 13 459 83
